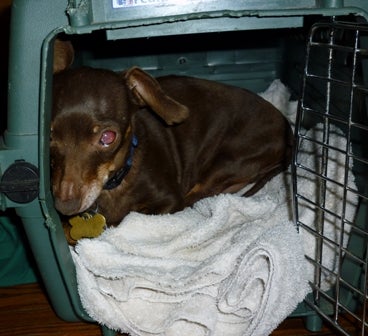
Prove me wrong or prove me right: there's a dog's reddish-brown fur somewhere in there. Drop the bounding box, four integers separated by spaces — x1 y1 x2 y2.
51 48 293 243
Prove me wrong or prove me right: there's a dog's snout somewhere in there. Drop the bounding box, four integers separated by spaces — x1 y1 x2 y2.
53 180 83 215
54 198 81 216
52 176 102 216
54 180 78 200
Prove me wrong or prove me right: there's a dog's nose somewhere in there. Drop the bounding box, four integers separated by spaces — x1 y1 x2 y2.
53 180 83 215
54 198 82 216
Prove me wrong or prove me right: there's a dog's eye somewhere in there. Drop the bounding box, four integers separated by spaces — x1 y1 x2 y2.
99 130 116 147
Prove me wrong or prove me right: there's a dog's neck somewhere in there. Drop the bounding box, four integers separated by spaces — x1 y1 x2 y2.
103 135 138 190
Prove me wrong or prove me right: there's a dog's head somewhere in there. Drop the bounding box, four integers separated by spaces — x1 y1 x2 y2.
51 65 189 216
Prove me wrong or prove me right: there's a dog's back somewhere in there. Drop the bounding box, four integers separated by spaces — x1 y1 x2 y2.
138 75 293 202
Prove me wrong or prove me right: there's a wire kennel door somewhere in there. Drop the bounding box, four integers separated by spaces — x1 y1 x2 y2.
293 20 368 335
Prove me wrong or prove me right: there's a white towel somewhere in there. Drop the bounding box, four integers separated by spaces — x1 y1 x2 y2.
71 80 358 336
72 193 308 336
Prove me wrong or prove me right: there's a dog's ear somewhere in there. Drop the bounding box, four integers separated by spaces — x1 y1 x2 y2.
53 39 74 74
124 67 189 125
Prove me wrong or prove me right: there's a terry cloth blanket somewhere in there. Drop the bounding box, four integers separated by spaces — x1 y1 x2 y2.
71 80 358 336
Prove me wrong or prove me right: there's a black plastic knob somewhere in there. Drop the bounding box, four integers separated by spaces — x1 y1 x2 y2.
0 161 39 203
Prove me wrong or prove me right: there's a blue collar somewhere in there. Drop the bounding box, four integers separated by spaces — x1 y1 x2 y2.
103 135 138 190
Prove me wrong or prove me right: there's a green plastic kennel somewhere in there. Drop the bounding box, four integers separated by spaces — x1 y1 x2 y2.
1 1 368 335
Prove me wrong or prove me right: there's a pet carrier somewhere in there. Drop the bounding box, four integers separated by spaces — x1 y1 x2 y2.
1 0 368 335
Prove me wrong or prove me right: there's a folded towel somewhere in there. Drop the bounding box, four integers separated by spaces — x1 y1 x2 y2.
72 192 309 336
71 80 358 336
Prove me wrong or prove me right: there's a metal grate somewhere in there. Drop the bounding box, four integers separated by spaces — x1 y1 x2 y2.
293 20 368 335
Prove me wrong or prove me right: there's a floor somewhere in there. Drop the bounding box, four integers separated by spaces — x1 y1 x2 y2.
0 282 361 336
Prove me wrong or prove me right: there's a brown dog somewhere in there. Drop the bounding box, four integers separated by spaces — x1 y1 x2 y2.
51 64 293 243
